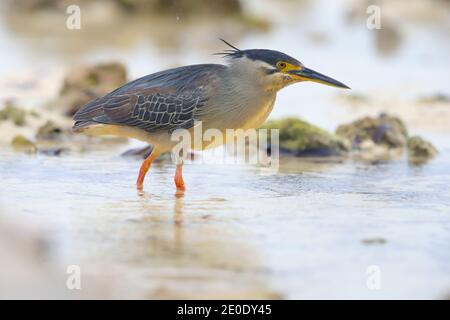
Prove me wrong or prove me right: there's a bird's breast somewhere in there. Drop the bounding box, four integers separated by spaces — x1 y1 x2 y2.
199 69 277 132
201 92 276 132
238 93 276 130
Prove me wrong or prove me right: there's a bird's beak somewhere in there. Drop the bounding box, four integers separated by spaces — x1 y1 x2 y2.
289 67 350 89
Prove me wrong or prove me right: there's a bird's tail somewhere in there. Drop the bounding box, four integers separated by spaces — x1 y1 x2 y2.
72 120 98 133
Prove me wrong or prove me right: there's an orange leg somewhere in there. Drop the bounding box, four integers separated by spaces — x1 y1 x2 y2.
136 152 157 190
174 163 186 191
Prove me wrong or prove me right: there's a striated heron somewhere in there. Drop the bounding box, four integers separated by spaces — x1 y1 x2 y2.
73 40 349 192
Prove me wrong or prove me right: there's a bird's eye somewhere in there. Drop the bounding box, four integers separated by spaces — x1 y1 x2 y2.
277 62 287 69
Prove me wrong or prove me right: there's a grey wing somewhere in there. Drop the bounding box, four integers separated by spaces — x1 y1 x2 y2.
73 90 206 133
73 64 225 133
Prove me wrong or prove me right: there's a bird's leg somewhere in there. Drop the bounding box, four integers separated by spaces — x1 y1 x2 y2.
174 162 186 191
136 150 158 190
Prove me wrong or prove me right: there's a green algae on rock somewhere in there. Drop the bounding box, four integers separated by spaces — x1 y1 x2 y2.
117 0 242 15
336 114 439 163
361 238 387 245
0 103 27 126
407 136 438 165
35 120 63 140
9 0 243 16
11 135 37 153
261 118 350 157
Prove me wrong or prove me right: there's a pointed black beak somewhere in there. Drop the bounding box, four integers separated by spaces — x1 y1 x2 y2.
290 67 350 89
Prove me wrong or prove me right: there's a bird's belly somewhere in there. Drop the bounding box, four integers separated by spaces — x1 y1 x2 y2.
218 93 276 132
190 95 275 151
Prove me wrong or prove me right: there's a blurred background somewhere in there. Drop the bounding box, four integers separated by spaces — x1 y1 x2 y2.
0 0 449 299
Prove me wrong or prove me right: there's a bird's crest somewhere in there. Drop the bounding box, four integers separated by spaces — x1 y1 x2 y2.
213 38 243 58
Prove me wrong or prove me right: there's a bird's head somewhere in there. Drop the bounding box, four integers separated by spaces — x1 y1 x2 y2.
217 39 350 91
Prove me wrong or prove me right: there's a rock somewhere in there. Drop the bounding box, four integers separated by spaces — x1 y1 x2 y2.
356 139 402 162
407 136 438 164
336 114 409 162
307 31 330 45
337 92 369 106
374 21 402 56
59 62 127 116
336 114 439 164
0 103 27 126
11 135 37 153
39 148 69 157
35 120 63 140
417 93 450 104
336 113 408 149
361 238 387 245
239 14 271 32
29 110 41 118
261 118 350 157
9 0 243 16
6 0 64 11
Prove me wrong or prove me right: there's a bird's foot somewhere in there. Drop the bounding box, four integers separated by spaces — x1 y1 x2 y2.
136 173 147 190
174 164 186 192
174 176 186 191
136 181 144 190
135 152 157 191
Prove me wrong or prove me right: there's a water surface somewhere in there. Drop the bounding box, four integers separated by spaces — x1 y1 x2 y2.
1 148 449 299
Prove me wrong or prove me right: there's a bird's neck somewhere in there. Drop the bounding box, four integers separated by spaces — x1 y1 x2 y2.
226 58 288 93
205 62 277 130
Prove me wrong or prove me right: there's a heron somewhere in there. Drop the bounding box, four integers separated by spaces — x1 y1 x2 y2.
73 40 349 192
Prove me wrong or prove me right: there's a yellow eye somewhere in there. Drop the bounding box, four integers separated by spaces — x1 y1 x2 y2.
277 61 287 69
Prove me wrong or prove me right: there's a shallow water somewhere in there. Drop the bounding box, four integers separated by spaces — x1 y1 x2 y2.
1 147 449 299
